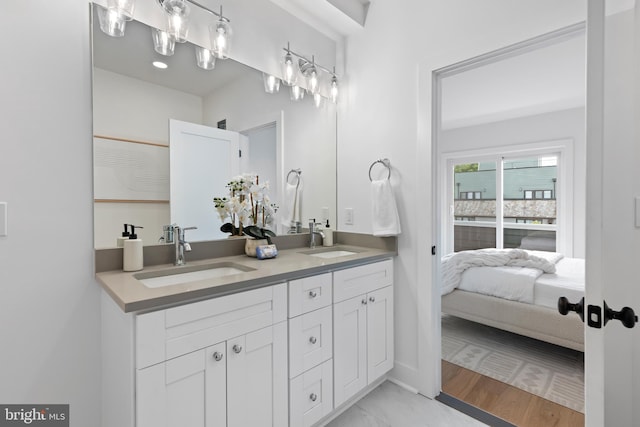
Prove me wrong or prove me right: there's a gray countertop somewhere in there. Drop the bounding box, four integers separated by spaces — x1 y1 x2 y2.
97 244 396 313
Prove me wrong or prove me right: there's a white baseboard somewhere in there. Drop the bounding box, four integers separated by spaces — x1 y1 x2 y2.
388 360 420 393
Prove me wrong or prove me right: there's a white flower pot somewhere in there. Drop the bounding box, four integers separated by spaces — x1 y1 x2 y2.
245 238 268 257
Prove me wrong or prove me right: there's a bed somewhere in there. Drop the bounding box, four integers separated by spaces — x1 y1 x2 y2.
441 249 585 352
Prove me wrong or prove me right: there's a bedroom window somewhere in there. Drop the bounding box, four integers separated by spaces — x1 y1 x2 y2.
446 147 570 255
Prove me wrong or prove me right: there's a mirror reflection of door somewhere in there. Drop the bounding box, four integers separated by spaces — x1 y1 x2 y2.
435 25 587 425
169 119 240 242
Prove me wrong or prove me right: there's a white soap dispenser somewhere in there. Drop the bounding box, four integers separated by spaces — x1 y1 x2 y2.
123 225 144 272
116 224 130 248
323 219 333 247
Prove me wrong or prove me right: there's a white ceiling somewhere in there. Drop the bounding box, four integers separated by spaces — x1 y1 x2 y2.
92 13 260 97
440 33 586 130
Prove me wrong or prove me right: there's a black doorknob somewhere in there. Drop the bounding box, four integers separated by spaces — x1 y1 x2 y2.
604 301 638 328
558 296 585 322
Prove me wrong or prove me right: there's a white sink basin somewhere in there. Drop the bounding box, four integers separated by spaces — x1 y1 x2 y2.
135 262 254 288
300 248 359 259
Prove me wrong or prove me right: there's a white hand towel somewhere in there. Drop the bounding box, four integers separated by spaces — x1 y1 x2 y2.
371 179 401 236
281 178 303 228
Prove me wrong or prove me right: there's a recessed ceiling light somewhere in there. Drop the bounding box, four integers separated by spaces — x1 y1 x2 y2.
152 61 168 69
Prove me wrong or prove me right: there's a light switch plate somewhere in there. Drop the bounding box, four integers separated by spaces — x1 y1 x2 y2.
0 202 6 236
345 208 354 225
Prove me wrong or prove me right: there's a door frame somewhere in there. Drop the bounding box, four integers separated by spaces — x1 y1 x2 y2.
416 22 586 398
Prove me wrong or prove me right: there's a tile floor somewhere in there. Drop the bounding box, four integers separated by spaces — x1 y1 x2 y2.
326 381 488 427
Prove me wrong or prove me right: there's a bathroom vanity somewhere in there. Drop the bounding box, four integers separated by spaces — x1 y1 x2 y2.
97 239 395 427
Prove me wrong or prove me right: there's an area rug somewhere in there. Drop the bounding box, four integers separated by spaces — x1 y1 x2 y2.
441 314 584 413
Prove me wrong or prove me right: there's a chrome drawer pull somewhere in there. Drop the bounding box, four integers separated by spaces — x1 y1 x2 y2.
309 393 318 402
309 290 318 298
212 352 223 362
232 344 242 354
309 336 317 344
369 296 376 303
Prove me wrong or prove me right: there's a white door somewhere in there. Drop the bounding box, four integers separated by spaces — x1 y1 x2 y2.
366 286 394 383
226 323 288 427
333 295 368 407
584 1 640 425
137 347 226 427
169 119 240 242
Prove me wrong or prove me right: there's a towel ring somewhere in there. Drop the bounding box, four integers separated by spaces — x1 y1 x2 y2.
368 159 391 182
287 168 302 185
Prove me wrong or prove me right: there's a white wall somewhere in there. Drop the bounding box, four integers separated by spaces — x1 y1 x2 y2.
93 68 203 248
338 0 586 392
0 1 99 424
440 107 586 258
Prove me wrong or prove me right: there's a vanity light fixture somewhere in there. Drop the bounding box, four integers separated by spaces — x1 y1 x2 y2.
329 68 339 103
290 85 305 101
279 43 339 102
263 73 281 93
195 46 216 70
97 5 127 37
152 28 175 56
108 0 136 20
281 43 298 86
313 92 324 108
300 56 319 95
163 0 191 43
210 7 232 59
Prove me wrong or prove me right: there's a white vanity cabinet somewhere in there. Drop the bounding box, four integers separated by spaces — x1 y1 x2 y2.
332 260 394 408
287 273 334 427
101 283 288 427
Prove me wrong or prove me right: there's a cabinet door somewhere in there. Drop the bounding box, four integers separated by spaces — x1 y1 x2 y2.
367 286 394 383
226 323 287 427
137 343 226 427
333 295 367 407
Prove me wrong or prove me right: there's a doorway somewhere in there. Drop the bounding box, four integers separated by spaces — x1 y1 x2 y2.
432 24 586 425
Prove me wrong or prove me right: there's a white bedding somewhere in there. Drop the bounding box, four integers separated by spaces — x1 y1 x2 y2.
443 249 585 308
441 248 559 295
534 257 585 309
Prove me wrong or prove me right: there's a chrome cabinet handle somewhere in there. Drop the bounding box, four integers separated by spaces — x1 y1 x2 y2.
232 344 242 354
212 352 223 362
309 393 317 402
361 298 367 305
369 296 376 303
309 336 317 344
309 290 318 298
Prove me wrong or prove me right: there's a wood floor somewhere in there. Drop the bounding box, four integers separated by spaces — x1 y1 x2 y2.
442 360 584 427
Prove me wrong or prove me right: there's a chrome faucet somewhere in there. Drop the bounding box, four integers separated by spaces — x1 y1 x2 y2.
173 225 197 266
309 219 325 249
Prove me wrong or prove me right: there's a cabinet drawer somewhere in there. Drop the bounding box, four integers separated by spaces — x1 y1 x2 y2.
289 306 333 378
333 259 393 303
290 359 333 427
288 273 332 317
136 283 287 369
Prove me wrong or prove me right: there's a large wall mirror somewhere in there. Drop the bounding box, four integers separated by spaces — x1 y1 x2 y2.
91 3 337 248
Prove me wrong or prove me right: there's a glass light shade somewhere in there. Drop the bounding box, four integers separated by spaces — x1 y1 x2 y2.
307 68 319 95
281 52 297 86
152 28 175 56
330 76 339 103
263 73 281 94
164 0 190 43
107 0 135 20
313 92 324 108
290 85 305 101
210 19 232 59
195 47 216 70
97 6 127 37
